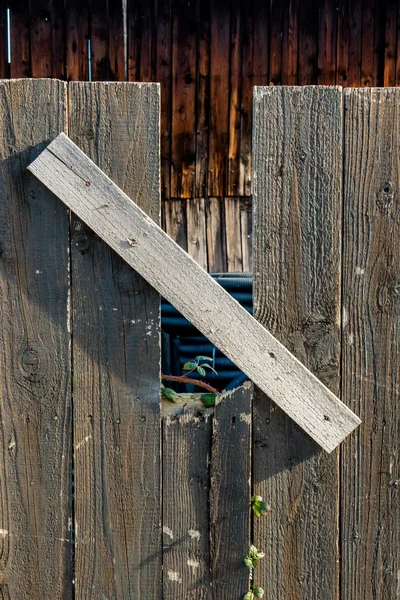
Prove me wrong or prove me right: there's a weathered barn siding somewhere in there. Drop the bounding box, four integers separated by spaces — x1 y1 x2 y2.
2 0 399 269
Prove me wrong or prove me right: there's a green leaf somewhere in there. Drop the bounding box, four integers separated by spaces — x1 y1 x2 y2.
195 355 213 362
183 361 197 371
252 505 262 517
251 495 263 504
253 587 264 598
244 556 252 567
197 366 206 377
161 387 178 403
200 393 217 408
200 363 218 375
243 593 254 600
259 501 270 513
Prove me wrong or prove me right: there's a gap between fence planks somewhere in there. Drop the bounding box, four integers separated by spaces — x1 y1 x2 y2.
28 132 360 452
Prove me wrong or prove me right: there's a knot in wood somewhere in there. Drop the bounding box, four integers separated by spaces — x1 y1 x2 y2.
376 181 394 214
19 346 47 383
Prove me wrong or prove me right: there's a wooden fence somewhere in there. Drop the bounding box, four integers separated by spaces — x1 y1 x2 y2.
1 0 400 271
0 80 399 599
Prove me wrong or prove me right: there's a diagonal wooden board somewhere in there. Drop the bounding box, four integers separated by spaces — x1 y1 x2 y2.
28 133 361 452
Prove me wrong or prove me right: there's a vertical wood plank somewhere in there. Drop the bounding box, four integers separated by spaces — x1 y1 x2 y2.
383 0 397 87
336 0 349 87
186 198 208 270
0 0 6 78
139 0 156 82
227 0 242 197
252 86 342 598
205 197 227 273
9 1 31 77
156 0 172 200
225 197 243 272
127 0 140 81
162 409 212 598
171 0 197 198
297 0 318 84
282 0 299 85
164 199 188 251
347 0 362 86
208 0 230 197
65 0 89 81
373 0 385 86
108 0 125 81
341 87 400 600
0 79 71 599
69 82 161 599
210 384 252 597
239 4 253 197
240 198 252 273
194 0 210 198
89 0 109 80
29 0 65 79
252 0 269 87
361 0 375 86
318 0 337 85
269 0 283 85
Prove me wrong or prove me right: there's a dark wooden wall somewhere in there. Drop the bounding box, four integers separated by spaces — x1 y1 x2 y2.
2 0 399 270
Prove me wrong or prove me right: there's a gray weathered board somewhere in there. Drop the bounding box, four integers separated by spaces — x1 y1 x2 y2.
252 86 342 598
68 83 162 598
0 80 71 598
28 133 361 452
341 88 400 600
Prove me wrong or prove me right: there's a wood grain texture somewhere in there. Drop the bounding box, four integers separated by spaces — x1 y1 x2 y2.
156 0 172 200
162 407 212 598
164 199 188 251
297 0 318 84
194 0 210 198
361 0 375 86
282 0 299 85
89 0 109 80
65 0 89 81
0 80 71 598
208 0 230 197
67 82 161 598
171 0 196 198
29 131 360 451
253 86 343 598
186 198 207 270
318 0 336 84
225 197 243 273
341 88 400 600
9 1 31 77
210 383 252 597
205 198 227 273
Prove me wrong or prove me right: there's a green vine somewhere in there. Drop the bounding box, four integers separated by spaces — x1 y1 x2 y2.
161 356 219 407
243 496 271 598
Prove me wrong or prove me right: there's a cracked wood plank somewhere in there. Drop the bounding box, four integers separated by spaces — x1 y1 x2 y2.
28 131 360 452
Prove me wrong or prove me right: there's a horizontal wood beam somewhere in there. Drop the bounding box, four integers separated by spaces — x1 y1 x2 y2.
28 132 361 452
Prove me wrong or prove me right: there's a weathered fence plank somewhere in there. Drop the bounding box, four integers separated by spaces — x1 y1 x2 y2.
162 408 212 598
341 88 400 600
0 80 71 598
29 131 360 451
68 82 161 598
210 383 252 597
252 86 343 598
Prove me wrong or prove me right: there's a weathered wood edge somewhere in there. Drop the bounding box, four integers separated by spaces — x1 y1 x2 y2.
28 132 361 452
